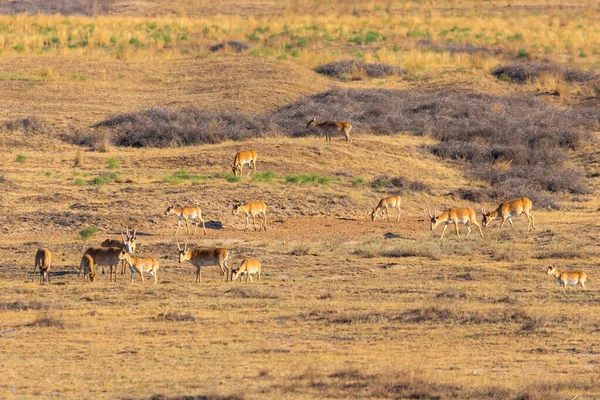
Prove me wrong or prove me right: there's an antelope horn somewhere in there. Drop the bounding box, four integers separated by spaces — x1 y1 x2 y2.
121 231 126 242
480 205 486 215
427 207 433 218
132 227 137 238
177 240 182 251
184 239 188 252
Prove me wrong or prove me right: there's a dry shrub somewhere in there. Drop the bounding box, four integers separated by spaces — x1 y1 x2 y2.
2 116 51 134
314 60 404 81
148 395 244 400
209 41 249 52
26 313 65 328
226 286 277 299
492 62 597 83
154 312 195 322
382 241 441 260
66 129 113 152
0 0 114 16
0 300 49 311
93 107 266 148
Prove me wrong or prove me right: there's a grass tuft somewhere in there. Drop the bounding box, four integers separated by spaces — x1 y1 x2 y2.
79 226 98 240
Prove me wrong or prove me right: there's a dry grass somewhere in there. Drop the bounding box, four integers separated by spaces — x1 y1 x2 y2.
1 2 600 399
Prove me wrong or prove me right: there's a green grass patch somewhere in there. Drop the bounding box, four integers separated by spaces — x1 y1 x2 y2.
79 226 98 240
106 157 119 169
252 171 277 182
162 169 211 184
351 177 365 186
89 176 109 185
16 154 27 163
74 178 85 186
285 174 332 185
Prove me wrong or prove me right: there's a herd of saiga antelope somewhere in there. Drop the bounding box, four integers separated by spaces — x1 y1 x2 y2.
30 119 588 290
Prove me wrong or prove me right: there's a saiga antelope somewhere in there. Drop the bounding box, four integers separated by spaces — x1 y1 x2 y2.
232 150 258 178
428 207 483 239
371 195 401 222
33 248 52 285
101 227 137 274
118 250 160 285
165 204 207 236
231 258 262 283
82 247 121 282
80 254 96 283
481 198 535 231
306 118 352 142
177 241 230 283
232 201 267 232
546 266 587 290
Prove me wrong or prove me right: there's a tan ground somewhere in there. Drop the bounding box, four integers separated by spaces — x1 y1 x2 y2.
1 2 600 399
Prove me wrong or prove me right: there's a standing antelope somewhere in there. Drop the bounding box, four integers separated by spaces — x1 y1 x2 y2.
371 195 401 222
546 266 587 290
82 247 121 282
231 258 262 283
101 227 137 274
306 118 352 142
481 198 535 231
177 241 230 283
33 248 52 285
232 150 258 178
232 201 267 232
428 207 483 239
165 204 207 236
80 254 96 283
118 250 160 285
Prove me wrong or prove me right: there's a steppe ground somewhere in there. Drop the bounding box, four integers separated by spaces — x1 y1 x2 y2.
1 1 600 399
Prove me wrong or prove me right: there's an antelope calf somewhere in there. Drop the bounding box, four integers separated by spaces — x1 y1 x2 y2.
33 248 52 285
232 150 258 178
82 247 121 282
118 250 159 285
177 241 230 283
481 197 535 231
546 266 587 290
231 258 262 283
306 118 352 142
371 195 401 222
80 254 96 283
428 207 483 239
165 204 207 236
232 201 267 232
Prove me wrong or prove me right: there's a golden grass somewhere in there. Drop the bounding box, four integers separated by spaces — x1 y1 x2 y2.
1 2 600 398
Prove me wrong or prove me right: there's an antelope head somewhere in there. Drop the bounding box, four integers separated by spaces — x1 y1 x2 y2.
370 209 377 221
165 203 174 216
546 266 557 276
480 205 491 228
177 239 189 263
232 202 242 215
117 249 130 261
306 118 317 129
428 208 440 231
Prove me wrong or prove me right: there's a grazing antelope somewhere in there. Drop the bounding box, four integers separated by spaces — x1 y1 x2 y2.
33 248 52 285
165 204 207 236
371 195 401 222
82 247 121 282
481 198 535 231
428 207 483 239
101 227 137 274
177 241 230 283
80 254 96 283
306 118 352 142
232 201 267 232
118 250 159 285
546 266 587 290
231 258 262 283
232 150 258 178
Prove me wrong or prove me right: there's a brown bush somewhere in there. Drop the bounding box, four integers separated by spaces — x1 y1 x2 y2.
2 116 51 134
209 41 249 52
314 60 404 80
492 62 598 83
